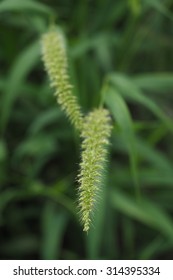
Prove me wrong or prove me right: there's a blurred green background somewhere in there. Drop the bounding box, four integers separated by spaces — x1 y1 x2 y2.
0 0 173 260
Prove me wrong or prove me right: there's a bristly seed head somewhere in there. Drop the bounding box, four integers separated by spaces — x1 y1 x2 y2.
41 26 83 131
78 108 112 232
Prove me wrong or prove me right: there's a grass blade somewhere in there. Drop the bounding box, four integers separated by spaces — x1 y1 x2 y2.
133 73 173 93
109 73 173 132
111 190 173 242
0 0 53 15
105 87 140 199
41 202 68 260
0 40 40 134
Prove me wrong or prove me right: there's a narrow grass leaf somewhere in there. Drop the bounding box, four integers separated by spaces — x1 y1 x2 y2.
139 236 165 260
41 202 68 260
105 87 140 198
109 73 173 132
29 108 62 135
0 0 53 15
0 40 40 134
111 190 173 241
136 137 173 174
133 73 173 93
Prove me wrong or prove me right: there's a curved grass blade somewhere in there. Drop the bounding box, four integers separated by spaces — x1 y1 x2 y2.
108 73 173 132
133 73 173 93
29 108 62 135
0 0 54 16
0 40 40 134
105 87 140 199
111 190 173 242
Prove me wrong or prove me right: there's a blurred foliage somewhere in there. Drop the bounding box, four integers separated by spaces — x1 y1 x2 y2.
0 0 173 260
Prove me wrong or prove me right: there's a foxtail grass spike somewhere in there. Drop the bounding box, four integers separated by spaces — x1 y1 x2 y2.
78 108 112 232
41 27 83 131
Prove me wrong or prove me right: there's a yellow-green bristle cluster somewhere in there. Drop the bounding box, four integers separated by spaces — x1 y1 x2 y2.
41 28 83 131
78 108 112 232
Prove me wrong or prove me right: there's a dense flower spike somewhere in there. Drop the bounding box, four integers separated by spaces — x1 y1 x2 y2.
41 27 83 131
78 108 112 232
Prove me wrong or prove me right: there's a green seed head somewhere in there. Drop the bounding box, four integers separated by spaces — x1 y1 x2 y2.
78 108 112 232
41 27 83 131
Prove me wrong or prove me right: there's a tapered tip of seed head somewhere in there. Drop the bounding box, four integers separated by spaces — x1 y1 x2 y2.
84 226 89 233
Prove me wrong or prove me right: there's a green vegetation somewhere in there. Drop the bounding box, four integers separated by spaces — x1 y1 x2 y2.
0 0 173 259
